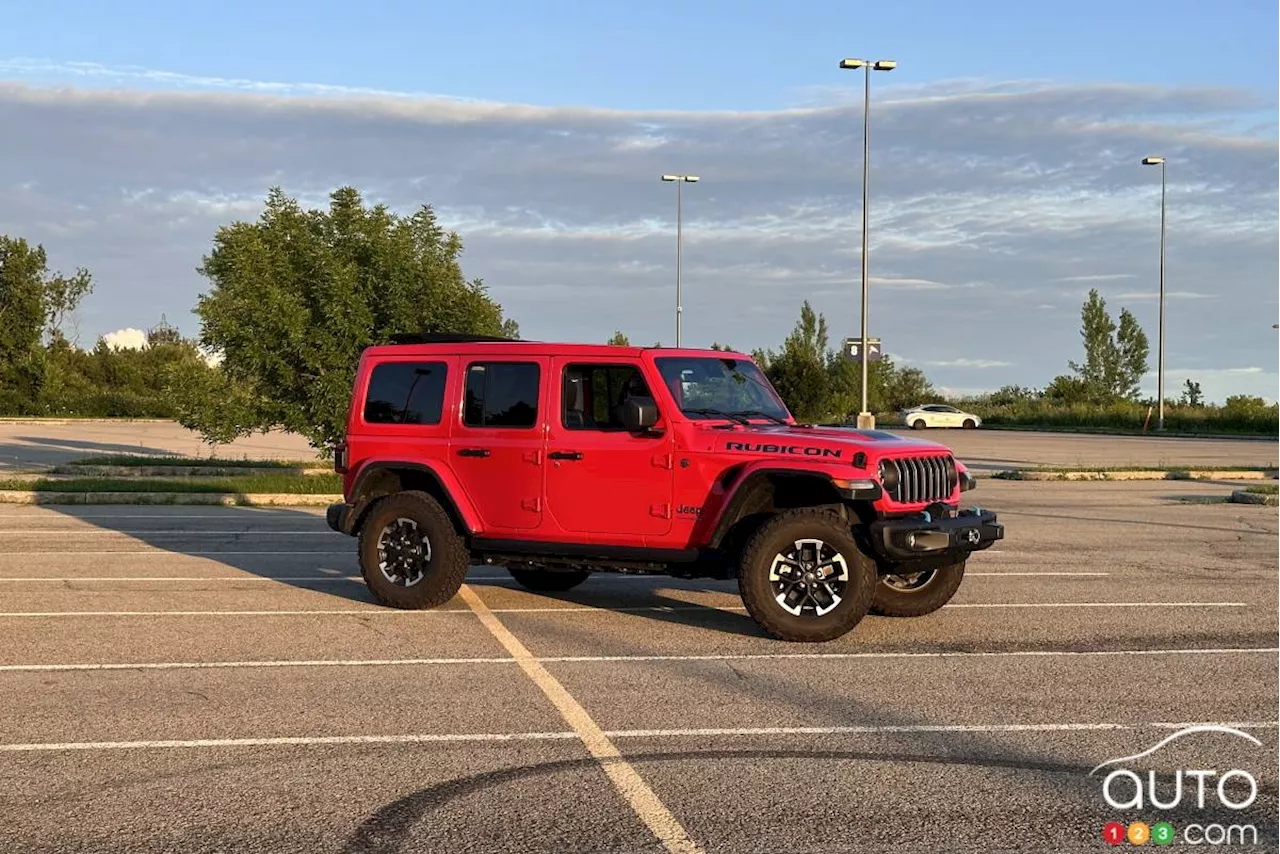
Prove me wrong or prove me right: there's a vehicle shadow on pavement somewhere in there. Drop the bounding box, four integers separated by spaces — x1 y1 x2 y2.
34 503 771 636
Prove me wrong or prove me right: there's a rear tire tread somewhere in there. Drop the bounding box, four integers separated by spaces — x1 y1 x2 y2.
358 490 468 610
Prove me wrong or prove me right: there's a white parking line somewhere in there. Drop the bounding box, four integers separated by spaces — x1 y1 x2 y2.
0 646 1271 673
0 530 335 535
0 571 1108 582
0 601 1249 618
458 584 703 854
0 576 366 582
3 720 1274 753
0 731 577 753
0 555 350 560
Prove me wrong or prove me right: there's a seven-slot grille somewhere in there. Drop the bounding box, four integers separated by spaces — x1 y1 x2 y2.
882 454 957 504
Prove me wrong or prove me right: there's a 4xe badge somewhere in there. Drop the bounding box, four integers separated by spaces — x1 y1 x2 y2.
1091 725 1263 847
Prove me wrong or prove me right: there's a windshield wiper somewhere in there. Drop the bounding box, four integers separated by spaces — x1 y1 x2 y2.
728 409 789 425
683 408 751 425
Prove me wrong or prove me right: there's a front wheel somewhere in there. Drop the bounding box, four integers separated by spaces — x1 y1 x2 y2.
738 509 877 642
911 419 926 430
870 562 965 617
962 418 977 429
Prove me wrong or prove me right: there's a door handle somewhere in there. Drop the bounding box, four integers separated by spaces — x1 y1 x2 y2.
458 448 491 458
548 451 583 461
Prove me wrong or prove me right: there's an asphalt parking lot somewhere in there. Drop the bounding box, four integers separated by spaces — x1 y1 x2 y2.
1 479 1276 853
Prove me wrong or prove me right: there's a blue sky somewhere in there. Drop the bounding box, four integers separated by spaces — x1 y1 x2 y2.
3 0 1275 109
0 0 1276 402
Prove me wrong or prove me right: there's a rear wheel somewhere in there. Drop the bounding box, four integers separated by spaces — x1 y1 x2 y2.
738 509 876 642
870 562 966 617
507 565 592 592
911 419 926 430
358 491 468 609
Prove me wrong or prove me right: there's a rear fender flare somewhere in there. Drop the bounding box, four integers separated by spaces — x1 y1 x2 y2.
347 460 480 535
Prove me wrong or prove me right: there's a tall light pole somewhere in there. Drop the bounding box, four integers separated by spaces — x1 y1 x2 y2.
1141 156 1167 431
839 58 896 428
661 174 699 347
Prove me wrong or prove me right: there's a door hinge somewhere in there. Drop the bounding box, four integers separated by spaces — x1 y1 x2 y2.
652 453 673 470
521 498 541 512
649 503 671 519
523 449 543 465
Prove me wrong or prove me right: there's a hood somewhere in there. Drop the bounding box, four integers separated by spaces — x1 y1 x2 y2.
695 422 954 457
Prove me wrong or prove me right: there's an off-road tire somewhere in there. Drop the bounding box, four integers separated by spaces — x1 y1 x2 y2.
358 490 468 609
507 566 592 592
870 562 966 617
738 508 877 642
962 418 977 429
911 419 926 430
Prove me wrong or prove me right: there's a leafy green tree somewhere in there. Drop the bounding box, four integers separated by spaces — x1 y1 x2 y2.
1067 289 1150 401
177 186 518 449
1068 289 1118 400
607 331 630 346
756 301 831 421
0 235 94 406
1115 308 1149 400
1180 378 1204 407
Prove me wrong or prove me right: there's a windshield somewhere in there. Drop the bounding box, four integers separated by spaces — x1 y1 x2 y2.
654 356 792 423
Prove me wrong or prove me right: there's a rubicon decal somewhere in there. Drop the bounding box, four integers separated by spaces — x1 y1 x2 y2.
725 442 841 458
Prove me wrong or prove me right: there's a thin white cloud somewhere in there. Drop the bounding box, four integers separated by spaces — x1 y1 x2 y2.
926 358 1014 369
1113 291 1218 300
1056 273 1137 282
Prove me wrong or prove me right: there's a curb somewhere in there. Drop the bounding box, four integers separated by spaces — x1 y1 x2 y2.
991 469 1278 482
1229 490 1279 507
0 491 342 506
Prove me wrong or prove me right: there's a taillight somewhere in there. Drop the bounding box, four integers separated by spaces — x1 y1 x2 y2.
333 441 348 474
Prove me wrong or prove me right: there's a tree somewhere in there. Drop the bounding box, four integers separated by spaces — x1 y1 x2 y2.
710 342 734 351
607 331 630 346
0 237 47 382
756 301 832 421
1180 378 1204 407
0 235 94 404
1067 289 1149 402
1114 308 1149 400
43 266 93 343
177 186 519 449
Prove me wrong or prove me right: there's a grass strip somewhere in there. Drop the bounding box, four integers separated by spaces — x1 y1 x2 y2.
1244 483 1279 495
0 474 343 494
69 455 320 469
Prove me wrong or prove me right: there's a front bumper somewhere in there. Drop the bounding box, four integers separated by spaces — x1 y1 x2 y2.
869 506 1003 563
326 502 354 536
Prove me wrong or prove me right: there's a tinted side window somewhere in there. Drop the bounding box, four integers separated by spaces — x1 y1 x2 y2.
364 362 448 424
563 363 652 430
463 362 540 428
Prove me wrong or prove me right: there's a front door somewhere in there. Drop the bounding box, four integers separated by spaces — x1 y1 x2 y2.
450 359 546 531
544 358 674 538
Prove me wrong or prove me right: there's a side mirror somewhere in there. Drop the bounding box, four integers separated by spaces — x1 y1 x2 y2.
619 397 659 432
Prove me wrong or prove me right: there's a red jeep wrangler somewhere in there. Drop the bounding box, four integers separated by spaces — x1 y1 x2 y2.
327 334 1002 642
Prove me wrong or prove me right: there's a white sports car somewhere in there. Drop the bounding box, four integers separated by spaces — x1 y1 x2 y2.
900 404 982 430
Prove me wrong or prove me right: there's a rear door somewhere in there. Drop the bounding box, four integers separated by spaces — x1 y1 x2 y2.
544 357 674 538
450 358 547 531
